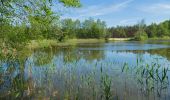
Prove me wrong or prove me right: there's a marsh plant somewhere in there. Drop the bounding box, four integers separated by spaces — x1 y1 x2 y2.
122 58 170 98
0 48 170 99
100 66 112 100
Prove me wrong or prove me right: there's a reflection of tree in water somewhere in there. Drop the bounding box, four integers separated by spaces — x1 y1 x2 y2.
32 46 80 64
0 47 60 98
61 48 80 63
33 51 53 66
148 48 170 60
32 47 62 66
62 50 105 62
80 50 105 61
118 48 170 61
0 58 33 99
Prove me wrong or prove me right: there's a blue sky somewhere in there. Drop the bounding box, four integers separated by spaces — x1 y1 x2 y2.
54 0 170 27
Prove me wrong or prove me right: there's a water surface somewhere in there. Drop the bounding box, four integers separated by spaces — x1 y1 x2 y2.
1 40 170 99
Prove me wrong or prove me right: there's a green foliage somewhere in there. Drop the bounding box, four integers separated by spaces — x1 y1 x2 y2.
2 0 170 49
108 25 138 38
134 30 148 41
28 11 60 39
146 23 157 38
114 26 127 38
157 23 170 37
109 19 170 39
0 0 81 20
122 59 169 97
59 0 81 7
77 18 107 39
134 19 148 41
61 18 107 39
0 0 81 48
0 22 29 48
61 19 79 38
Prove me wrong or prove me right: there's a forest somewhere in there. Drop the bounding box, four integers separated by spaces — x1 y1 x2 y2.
109 19 170 40
1 0 170 49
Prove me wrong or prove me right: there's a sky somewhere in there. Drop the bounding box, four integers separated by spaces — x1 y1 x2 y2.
54 0 170 27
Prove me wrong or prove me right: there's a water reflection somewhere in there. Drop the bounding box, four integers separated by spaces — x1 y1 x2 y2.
0 41 170 99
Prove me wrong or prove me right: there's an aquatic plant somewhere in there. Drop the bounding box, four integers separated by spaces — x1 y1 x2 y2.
122 59 170 97
100 66 112 100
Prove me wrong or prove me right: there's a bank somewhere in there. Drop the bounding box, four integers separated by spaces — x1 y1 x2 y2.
27 38 133 49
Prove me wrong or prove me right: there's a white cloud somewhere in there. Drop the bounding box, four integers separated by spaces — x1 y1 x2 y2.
62 0 134 19
141 3 170 14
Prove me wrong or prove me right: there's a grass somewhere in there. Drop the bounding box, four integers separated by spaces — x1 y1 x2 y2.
25 37 170 50
27 39 105 49
26 38 136 49
122 59 169 97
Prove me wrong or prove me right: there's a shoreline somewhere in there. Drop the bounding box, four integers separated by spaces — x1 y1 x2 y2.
27 39 105 49
27 38 131 49
27 37 170 49
107 38 132 41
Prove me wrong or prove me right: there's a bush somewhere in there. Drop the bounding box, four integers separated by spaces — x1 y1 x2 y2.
134 30 148 41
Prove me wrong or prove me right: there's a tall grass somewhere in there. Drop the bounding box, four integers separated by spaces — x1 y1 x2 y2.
122 59 170 97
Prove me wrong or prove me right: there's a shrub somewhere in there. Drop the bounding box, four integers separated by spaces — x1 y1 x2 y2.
134 30 148 41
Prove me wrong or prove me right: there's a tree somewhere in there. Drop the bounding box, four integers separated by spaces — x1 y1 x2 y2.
134 19 148 41
62 19 76 38
77 18 107 39
157 24 169 37
114 26 126 38
134 30 148 41
146 23 157 38
0 0 81 22
0 0 81 47
28 6 60 39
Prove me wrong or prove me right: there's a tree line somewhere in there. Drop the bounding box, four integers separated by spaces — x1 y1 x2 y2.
0 0 108 48
1 0 170 48
61 18 107 39
108 19 170 40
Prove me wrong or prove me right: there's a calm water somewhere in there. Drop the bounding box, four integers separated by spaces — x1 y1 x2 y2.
1 40 170 100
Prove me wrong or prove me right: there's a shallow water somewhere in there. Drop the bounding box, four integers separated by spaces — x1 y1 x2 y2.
1 40 170 99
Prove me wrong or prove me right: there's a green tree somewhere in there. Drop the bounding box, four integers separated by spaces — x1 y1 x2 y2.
62 19 76 38
28 5 60 39
77 18 107 39
0 0 81 47
147 23 157 38
114 26 126 38
134 19 148 41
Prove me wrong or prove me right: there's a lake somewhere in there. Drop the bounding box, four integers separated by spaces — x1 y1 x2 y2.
1 40 170 100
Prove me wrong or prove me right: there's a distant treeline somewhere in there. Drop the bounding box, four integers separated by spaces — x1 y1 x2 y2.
108 20 170 38
61 18 107 39
61 19 170 41
1 17 170 48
